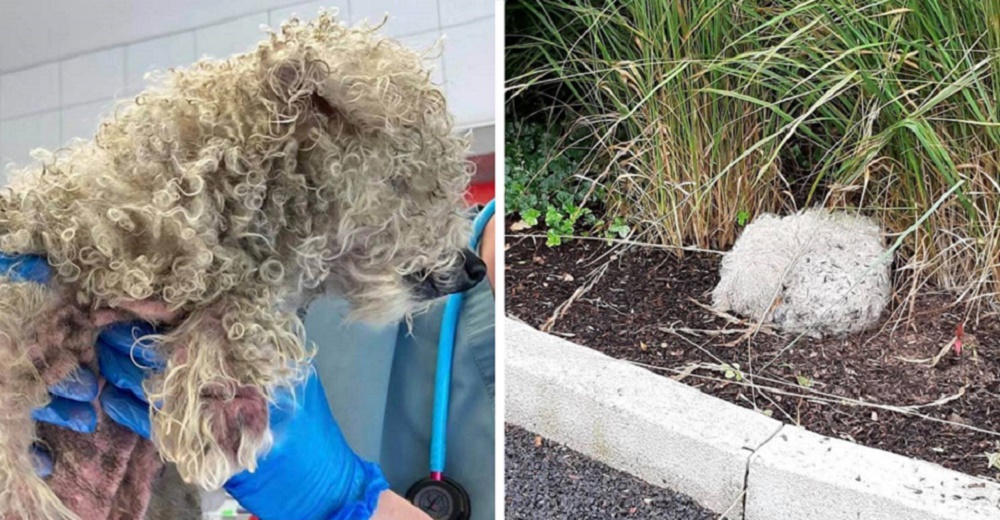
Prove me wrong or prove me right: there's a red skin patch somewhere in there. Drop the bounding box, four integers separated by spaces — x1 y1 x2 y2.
38 403 161 520
23 295 264 519
203 382 270 461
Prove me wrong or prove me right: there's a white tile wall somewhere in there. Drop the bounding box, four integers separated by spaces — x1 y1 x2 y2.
438 0 493 26
398 30 446 88
443 17 495 127
195 13 271 60
0 1 495 168
125 33 197 94
61 48 126 106
62 100 114 143
0 111 61 171
350 0 440 37
269 1 351 27
0 0 303 72
0 64 60 119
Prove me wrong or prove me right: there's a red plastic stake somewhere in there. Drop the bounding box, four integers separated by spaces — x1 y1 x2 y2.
954 322 964 356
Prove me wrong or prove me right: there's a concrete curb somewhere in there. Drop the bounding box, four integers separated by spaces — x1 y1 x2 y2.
504 318 1000 519
747 426 1000 519
505 318 782 517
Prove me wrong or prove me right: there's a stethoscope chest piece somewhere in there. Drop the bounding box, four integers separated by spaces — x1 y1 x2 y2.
406 477 471 520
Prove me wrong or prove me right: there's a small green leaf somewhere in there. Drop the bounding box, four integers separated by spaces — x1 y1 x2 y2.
545 206 563 227
609 223 630 238
522 208 541 227
737 210 750 227
796 375 813 388
546 229 562 247
986 442 1000 471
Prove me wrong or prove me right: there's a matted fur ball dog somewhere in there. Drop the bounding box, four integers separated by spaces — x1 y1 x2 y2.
0 12 484 519
712 208 891 338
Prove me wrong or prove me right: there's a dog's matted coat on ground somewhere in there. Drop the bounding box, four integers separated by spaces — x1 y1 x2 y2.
0 12 482 519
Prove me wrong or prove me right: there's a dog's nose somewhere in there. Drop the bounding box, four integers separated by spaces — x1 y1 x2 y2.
406 249 487 300
434 249 485 296
463 249 487 286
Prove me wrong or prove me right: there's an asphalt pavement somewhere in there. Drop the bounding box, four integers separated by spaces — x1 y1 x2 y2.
505 424 718 519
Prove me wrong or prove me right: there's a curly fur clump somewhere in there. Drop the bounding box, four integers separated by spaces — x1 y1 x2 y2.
712 208 892 338
0 10 474 519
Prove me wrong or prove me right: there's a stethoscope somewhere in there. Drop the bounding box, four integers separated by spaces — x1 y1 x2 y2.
405 199 494 520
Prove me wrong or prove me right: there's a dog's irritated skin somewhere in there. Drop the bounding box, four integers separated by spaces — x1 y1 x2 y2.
0 11 477 519
712 208 892 338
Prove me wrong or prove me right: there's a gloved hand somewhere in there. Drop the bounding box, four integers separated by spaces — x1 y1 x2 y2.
30 366 99 478
0 253 162 478
0 253 98 477
225 368 390 520
99 322 390 520
95 321 163 440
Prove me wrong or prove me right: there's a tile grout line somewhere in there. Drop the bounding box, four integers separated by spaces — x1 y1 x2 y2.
436 0 449 95
0 14 495 124
0 2 305 76
0 7 491 78
1 6 494 139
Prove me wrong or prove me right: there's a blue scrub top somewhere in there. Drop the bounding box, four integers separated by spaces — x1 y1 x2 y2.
304 280 495 519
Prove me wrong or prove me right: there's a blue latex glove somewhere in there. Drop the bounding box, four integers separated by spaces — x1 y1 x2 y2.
30 367 99 478
99 323 390 520
96 321 163 440
0 253 100 478
0 253 170 478
225 368 390 520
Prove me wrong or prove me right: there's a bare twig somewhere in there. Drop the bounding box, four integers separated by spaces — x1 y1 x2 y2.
506 233 724 255
541 262 610 332
631 360 995 436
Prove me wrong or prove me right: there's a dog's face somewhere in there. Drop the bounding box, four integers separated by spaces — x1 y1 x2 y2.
261 13 487 322
299 120 488 322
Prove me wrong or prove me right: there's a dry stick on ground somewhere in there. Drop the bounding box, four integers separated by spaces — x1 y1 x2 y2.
683 298 778 345
540 262 610 333
506 233 723 256
630 359 994 436
716 489 746 520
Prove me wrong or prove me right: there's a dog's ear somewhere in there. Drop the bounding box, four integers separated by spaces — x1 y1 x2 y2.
262 26 445 134
314 42 445 132
264 55 342 128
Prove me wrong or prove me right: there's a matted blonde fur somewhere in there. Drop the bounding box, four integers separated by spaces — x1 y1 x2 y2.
0 10 473 518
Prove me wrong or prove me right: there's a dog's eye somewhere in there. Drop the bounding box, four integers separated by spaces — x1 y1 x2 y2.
390 177 407 193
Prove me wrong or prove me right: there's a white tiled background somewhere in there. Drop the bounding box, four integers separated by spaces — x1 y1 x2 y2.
0 0 495 174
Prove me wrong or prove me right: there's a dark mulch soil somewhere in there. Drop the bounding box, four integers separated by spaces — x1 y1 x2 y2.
505 233 1000 479
505 424 716 519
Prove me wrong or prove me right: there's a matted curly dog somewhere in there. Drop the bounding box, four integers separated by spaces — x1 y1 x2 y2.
0 12 484 519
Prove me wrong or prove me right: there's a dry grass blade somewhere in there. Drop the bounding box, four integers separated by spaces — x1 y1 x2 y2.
897 336 957 367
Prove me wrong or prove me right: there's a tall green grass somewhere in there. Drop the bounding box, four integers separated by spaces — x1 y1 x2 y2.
508 0 793 249
508 0 1000 314
732 0 1000 312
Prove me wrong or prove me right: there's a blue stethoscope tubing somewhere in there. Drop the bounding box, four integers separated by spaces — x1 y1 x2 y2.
429 198 495 477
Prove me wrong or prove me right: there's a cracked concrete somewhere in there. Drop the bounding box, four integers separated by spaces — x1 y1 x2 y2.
505 318 1000 519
